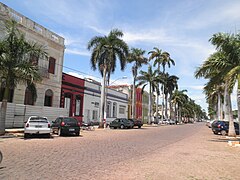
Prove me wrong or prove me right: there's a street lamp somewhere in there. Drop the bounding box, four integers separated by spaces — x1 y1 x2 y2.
109 76 127 86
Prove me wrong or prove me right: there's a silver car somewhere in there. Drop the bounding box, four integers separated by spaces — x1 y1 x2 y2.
24 116 51 138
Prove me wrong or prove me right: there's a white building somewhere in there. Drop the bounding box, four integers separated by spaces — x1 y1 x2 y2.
83 79 128 124
0 2 65 107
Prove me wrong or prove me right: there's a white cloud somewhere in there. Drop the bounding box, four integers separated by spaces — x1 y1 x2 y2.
65 48 90 56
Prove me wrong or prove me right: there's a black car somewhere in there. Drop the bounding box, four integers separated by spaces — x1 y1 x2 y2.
109 118 134 129
211 120 239 136
128 119 143 128
52 117 81 136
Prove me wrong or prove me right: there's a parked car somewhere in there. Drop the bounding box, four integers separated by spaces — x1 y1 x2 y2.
169 119 176 125
211 120 239 136
128 119 143 128
24 116 51 138
109 118 134 129
52 117 81 136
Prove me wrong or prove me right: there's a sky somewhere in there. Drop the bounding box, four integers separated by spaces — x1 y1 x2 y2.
1 0 240 112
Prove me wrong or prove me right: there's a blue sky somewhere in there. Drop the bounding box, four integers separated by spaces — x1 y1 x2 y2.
1 0 240 111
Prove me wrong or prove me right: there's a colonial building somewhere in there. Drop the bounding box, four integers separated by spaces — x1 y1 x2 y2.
60 73 129 124
0 2 65 107
60 73 85 122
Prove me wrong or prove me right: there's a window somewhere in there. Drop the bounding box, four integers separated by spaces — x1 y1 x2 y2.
106 101 111 118
30 54 38 66
48 57 56 74
44 89 53 107
92 110 98 120
24 87 34 105
113 103 117 117
75 96 81 116
119 105 126 114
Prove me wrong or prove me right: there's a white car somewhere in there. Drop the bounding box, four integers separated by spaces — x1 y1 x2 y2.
24 116 51 138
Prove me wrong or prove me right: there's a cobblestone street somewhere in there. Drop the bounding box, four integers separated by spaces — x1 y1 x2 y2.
0 123 240 180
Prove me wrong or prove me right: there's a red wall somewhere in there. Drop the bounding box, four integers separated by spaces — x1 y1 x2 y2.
61 73 85 122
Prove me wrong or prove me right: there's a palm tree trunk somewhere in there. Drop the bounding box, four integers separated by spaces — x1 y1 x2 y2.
165 94 168 119
161 87 164 121
169 94 173 119
148 84 152 124
224 82 236 137
237 75 240 129
99 67 107 128
217 92 221 120
132 71 136 119
0 79 10 135
155 93 159 123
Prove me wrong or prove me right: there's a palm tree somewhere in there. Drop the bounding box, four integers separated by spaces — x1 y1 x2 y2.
137 65 159 124
0 20 47 135
87 29 129 128
148 47 174 123
195 32 240 137
127 48 148 119
172 89 188 123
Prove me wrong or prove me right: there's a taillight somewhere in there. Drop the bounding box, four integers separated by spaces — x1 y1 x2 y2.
48 123 50 128
218 124 221 128
26 123 29 127
78 122 81 126
61 122 65 126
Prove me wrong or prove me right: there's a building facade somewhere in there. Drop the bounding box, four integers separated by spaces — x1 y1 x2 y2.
60 73 85 122
109 85 145 120
60 74 129 124
0 3 65 107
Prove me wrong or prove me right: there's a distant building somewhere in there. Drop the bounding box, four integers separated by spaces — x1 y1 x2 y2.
108 85 145 120
0 2 65 107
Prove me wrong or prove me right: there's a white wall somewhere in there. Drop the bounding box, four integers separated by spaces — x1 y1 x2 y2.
0 102 68 128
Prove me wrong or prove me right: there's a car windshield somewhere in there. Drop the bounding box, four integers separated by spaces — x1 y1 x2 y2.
29 117 48 123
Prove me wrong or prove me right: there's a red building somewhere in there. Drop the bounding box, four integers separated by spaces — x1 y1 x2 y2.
60 73 85 122
135 88 142 120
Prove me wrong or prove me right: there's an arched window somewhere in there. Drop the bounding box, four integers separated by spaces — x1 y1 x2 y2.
44 89 53 107
24 87 34 105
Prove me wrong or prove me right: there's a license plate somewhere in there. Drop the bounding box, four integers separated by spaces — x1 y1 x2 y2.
35 125 42 128
69 128 75 131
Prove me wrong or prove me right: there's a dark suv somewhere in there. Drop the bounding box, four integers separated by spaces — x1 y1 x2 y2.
211 120 239 136
128 119 143 128
52 117 81 136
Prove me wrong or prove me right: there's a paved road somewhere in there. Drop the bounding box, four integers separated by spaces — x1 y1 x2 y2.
0 123 203 179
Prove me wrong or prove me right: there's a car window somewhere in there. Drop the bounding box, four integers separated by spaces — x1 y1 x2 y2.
63 118 77 123
29 117 48 123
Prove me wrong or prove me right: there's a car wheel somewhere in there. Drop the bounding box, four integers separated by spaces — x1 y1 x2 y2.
213 132 218 135
24 133 30 138
46 133 51 138
120 125 124 129
0 150 2 164
58 128 62 136
138 125 141 128
76 131 80 136
221 130 227 136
